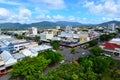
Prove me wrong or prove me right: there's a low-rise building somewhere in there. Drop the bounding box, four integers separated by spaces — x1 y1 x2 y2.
40 31 54 41
21 45 52 57
0 51 17 67
100 38 120 56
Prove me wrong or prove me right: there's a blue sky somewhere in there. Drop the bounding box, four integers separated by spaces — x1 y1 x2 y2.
0 0 120 24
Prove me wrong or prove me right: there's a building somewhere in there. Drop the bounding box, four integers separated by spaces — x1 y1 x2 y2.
0 38 29 53
0 51 17 67
100 38 120 56
12 53 26 61
29 27 37 35
108 23 115 31
21 45 52 57
66 26 72 33
0 57 5 71
56 26 60 29
58 32 90 43
0 35 11 40
40 31 54 41
109 38 120 45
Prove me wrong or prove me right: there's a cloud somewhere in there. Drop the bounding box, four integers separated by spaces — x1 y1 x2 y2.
0 7 32 23
84 0 120 17
42 0 66 9
53 15 65 20
0 8 10 20
19 8 32 17
31 0 66 10
35 14 51 21
0 0 21 5
35 7 49 14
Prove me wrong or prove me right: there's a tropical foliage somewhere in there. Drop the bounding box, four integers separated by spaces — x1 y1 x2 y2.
51 40 60 50
38 50 63 65
11 56 50 79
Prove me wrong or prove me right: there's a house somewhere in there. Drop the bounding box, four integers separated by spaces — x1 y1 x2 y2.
40 31 54 41
12 53 26 61
21 45 52 57
109 38 120 45
29 27 38 35
0 38 30 53
58 32 90 43
0 57 5 71
0 51 17 67
100 42 120 56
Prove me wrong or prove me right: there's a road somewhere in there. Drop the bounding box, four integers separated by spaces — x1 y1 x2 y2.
58 47 90 63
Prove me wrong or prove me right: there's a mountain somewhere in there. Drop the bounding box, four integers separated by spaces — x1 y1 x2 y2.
0 20 120 30
97 20 120 27
55 21 83 26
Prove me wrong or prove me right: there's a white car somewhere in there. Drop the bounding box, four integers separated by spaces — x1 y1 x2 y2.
60 60 64 64
104 54 111 57
82 52 85 55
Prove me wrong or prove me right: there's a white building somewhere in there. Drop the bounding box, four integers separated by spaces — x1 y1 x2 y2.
0 35 11 40
56 26 60 29
109 38 120 45
21 45 52 57
108 23 115 31
0 51 17 67
29 27 37 35
66 26 72 33
40 31 54 41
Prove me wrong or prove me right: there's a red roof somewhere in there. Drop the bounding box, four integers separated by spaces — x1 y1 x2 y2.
102 42 120 50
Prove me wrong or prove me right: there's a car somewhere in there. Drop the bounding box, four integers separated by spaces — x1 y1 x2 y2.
82 52 85 55
104 54 111 57
60 60 64 64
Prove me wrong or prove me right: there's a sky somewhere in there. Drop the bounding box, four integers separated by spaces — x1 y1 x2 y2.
0 0 120 24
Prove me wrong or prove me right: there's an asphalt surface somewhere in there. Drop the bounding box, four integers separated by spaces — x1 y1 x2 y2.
58 47 90 63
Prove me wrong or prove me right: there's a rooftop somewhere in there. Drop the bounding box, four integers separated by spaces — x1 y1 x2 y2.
102 42 120 50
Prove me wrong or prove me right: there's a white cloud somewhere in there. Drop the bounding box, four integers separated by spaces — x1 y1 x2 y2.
53 15 65 20
35 14 51 21
0 7 32 23
35 7 49 14
19 8 31 17
0 8 10 20
31 0 66 10
0 0 21 5
84 0 120 17
42 0 65 9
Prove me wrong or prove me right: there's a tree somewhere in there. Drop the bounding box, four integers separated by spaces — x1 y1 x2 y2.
38 50 63 64
89 40 98 47
51 40 60 50
11 56 50 79
34 35 40 42
100 33 116 41
38 40 43 45
16 35 24 39
71 48 76 54
90 47 105 56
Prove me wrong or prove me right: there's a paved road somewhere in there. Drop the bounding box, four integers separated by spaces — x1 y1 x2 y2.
0 73 11 80
58 47 90 63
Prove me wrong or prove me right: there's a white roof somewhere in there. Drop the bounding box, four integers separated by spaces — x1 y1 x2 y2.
58 32 88 38
0 51 17 67
21 49 33 57
12 53 25 60
21 45 52 57
110 38 120 45
111 38 120 42
0 57 4 66
29 45 52 52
